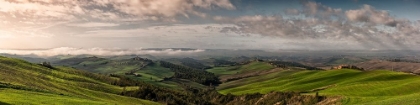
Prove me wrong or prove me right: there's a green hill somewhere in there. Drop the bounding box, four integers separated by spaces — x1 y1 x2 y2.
54 57 220 89
0 56 158 105
207 61 282 82
207 61 275 76
218 69 420 105
54 56 152 74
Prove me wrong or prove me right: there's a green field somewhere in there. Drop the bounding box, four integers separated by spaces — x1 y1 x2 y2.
0 56 159 105
218 69 420 104
134 62 174 81
207 61 275 75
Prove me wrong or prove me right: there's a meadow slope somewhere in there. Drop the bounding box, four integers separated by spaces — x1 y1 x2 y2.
218 69 420 105
0 56 159 105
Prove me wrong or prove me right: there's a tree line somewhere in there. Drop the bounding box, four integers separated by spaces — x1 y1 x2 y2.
268 61 323 70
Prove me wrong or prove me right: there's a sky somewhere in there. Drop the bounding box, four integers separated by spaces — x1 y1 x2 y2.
0 0 420 53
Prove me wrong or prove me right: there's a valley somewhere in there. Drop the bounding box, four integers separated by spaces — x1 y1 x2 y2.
1 54 420 105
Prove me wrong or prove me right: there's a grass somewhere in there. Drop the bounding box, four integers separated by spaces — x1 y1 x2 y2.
218 69 420 105
134 63 174 81
0 56 159 105
207 66 240 75
56 57 199 90
122 62 181 89
0 89 106 105
207 61 274 75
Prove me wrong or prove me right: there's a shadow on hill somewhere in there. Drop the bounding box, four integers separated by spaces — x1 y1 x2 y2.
0 101 11 105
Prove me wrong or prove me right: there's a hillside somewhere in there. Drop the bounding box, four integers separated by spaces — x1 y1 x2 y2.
53 56 153 74
354 59 420 73
218 69 420 105
207 60 321 83
208 61 280 82
53 56 220 90
0 56 158 105
164 58 211 70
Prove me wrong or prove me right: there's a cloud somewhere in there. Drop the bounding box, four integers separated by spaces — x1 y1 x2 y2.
0 47 206 57
345 5 399 27
66 22 120 27
75 24 238 37
0 0 235 22
0 0 236 38
0 30 13 38
302 1 342 19
215 15 310 38
110 0 235 19
285 9 300 15
213 1 420 50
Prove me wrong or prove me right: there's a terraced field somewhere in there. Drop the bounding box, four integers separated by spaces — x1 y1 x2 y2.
218 69 420 105
0 56 158 105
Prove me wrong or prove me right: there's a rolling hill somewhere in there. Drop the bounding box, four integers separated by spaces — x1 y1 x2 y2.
217 69 420 105
354 59 420 73
208 61 280 82
163 57 212 70
53 56 219 90
0 56 158 105
12 54 420 105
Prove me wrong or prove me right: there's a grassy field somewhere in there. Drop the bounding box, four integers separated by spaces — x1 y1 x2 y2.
0 56 159 105
55 57 208 90
134 62 174 81
207 61 274 75
218 69 420 105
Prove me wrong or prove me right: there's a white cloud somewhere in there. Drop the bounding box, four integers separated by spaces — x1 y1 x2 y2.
109 0 235 19
75 24 239 37
302 1 342 18
345 5 398 27
0 0 235 22
66 22 120 27
0 0 236 39
0 30 13 38
0 47 206 57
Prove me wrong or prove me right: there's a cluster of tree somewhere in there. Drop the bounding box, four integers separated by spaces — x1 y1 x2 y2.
39 61 54 69
122 84 325 105
131 57 153 62
159 61 221 86
269 61 323 70
109 74 144 86
341 65 364 70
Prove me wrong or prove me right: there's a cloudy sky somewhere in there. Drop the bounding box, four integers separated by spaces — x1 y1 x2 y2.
0 0 419 51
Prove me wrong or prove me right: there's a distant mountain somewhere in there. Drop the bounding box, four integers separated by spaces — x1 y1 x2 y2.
0 53 47 63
